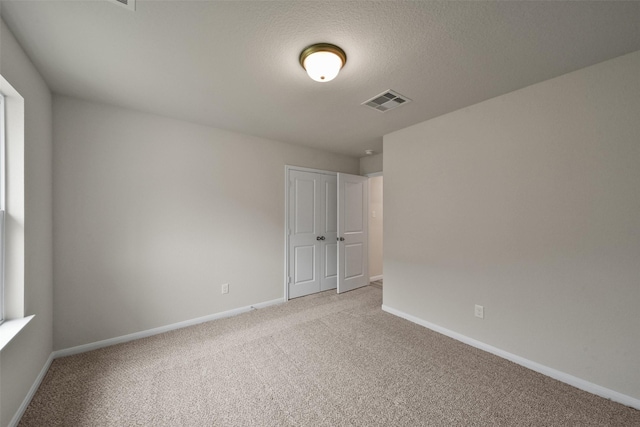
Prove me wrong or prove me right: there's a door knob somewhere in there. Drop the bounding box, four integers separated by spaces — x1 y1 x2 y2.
339 237 345 241
317 236 326 241
320 236 326 240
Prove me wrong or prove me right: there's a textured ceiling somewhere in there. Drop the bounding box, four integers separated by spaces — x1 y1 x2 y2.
1 1 640 157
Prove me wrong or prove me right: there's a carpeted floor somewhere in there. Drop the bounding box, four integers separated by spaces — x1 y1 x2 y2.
20 286 639 426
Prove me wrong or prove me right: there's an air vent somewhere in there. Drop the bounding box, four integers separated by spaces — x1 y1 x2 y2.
362 90 411 113
110 0 135 11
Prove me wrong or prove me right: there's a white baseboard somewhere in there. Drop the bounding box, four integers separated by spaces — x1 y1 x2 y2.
369 275 383 282
9 353 54 427
381 304 640 411
250 298 284 309
54 297 285 359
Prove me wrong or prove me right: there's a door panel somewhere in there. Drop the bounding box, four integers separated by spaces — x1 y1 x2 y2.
322 242 338 290
294 246 315 283
345 181 364 232
294 179 316 234
344 243 364 279
337 173 369 293
325 179 337 233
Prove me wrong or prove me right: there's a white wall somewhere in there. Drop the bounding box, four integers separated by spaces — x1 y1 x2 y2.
384 50 640 401
359 153 382 175
53 96 359 350
0 19 53 427
368 176 383 279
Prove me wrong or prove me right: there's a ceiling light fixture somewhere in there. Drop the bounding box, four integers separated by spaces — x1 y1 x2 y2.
299 43 347 83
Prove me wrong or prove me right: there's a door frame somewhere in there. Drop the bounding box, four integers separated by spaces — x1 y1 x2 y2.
284 165 338 301
365 172 383 283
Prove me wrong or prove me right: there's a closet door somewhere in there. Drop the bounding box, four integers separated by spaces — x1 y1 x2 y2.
288 170 322 298
320 174 338 291
288 170 338 298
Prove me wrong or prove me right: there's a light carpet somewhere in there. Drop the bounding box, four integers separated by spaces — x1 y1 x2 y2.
19 286 639 426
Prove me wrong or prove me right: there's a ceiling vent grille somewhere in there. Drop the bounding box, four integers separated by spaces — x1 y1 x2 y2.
110 0 136 12
362 90 411 112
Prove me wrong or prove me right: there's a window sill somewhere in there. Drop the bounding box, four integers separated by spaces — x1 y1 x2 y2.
0 315 35 351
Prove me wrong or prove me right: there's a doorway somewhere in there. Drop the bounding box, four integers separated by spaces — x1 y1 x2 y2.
285 166 369 300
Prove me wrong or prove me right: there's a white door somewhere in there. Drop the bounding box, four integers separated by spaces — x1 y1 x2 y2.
321 174 338 291
337 173 369 293
288 170 337 299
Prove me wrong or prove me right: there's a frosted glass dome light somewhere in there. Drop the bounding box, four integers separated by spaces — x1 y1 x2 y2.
299 43 347 83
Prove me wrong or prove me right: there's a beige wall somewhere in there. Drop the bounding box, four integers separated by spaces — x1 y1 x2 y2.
368 176 383 279
359 153 383 175
0 19 53 427
384 50 640 400
53 96 358 350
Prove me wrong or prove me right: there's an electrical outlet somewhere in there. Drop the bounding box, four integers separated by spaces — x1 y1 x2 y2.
474 304 484 319
221 283 229 294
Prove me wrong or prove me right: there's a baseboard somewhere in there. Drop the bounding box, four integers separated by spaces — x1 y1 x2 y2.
53 297 285 358
250 298 284 309
369 275 383 282
8 353 54 427
381 304 640 411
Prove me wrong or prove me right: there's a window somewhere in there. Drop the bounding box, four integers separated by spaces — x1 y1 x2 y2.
0 77 32 350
